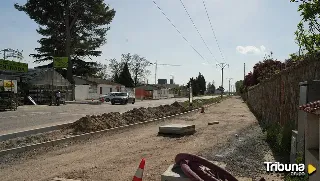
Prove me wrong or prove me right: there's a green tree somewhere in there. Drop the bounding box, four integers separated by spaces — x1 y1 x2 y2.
187 73 206 96
131 54 151 87
14 0 116 83
108 58 123 82
187 77 196 96
118 62 134 88
196 72 206 95
35 59 107 78
108 53 151 86
207 81 216 94
235 80 244 94
291 0 320 53
95 62 109 79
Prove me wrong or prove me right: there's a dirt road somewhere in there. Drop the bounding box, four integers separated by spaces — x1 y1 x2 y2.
0 97 272 181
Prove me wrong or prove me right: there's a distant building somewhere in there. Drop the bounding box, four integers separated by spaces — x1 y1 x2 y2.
170 79 173 84
158 79 167 84
215 89 222 94
135 84 172 99
73 76 125 100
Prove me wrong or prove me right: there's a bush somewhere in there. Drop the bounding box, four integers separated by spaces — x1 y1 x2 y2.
284 152 308 181
265 121 294 159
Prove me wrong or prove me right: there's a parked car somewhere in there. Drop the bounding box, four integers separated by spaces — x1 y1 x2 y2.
100 92 117 102
105 92 135 105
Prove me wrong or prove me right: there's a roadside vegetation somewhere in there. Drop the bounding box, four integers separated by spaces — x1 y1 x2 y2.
234 1 320 180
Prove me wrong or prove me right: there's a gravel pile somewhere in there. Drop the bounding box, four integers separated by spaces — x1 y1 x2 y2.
199 124 271 179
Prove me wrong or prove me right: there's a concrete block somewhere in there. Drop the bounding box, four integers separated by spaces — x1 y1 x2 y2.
208 121 219 125
158 124 195 135
161 164 191 181
290 130 298 164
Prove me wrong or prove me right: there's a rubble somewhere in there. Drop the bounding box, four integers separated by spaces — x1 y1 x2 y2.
0 97 225 151
67 98 223 134
68 101 189 134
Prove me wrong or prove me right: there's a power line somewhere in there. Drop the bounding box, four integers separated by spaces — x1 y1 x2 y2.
151 0 209 64
178 0 219 64
202 0 226 62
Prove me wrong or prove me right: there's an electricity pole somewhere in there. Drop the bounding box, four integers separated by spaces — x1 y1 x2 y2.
244 63 246 80
227 78 233 95
216 63 229 97
154 60 158 84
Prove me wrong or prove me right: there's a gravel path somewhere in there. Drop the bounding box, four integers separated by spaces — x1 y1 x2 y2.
0 97 277 181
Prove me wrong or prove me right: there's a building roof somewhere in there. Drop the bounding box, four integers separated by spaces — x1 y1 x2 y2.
73 76 123 86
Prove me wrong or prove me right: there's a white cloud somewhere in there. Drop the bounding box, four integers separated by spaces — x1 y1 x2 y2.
236 45 266 55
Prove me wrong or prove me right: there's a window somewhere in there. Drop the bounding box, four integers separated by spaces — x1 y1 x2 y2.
100 87 102 94
110 88 112 92
89 85 97 93
115 93 128 96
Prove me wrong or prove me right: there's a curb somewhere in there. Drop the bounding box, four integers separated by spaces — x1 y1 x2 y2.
0 102 219 156
0 122 74 142
65 101 102 105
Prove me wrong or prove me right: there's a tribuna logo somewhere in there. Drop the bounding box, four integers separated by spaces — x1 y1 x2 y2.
264 162 305 176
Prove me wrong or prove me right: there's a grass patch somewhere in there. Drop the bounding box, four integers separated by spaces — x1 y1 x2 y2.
180 95 230 109
264 121 309 181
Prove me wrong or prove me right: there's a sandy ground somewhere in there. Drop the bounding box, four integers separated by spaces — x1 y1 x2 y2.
0 97 281 181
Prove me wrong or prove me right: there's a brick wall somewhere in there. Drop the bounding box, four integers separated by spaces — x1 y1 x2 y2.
244 58 320 127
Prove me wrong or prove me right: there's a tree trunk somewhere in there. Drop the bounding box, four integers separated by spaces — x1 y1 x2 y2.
65 0 75 100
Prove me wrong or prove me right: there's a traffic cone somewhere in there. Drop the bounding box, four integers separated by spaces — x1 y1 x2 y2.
132 158 145 181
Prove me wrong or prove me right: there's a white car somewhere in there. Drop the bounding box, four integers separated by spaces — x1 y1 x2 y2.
102 92 136 105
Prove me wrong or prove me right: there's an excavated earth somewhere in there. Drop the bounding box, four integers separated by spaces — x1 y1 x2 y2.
0 99 217 151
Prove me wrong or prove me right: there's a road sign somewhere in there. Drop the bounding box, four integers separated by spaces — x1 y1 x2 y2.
0 59 28 72
53 57 68 68
3 80 14 87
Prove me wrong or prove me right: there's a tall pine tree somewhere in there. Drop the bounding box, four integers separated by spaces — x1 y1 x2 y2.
14 0 116 83
118 62 134 88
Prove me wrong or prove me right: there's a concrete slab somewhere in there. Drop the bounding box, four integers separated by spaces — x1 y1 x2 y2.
161 164 191 181
158 124 195 135
208 121 219 125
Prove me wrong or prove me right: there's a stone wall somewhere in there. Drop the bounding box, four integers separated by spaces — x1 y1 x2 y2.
245 58 320 127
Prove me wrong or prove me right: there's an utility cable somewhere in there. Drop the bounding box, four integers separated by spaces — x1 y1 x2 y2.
151 0 211 65
179 0 220 64
202 0 226 62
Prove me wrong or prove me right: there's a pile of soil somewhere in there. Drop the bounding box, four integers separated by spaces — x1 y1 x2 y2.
70 112 125 133
68 101 189 134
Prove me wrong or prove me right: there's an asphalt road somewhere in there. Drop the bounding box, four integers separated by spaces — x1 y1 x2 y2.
0 96 216 135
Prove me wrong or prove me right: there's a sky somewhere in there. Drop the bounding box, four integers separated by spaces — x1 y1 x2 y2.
0 0 302 90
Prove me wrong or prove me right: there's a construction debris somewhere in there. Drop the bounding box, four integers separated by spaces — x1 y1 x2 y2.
67 101 189 134
158 124 195 136
208 121 219 125
0 97 226 151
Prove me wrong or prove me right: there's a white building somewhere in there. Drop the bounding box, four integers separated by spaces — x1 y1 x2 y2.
74 76 125 100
